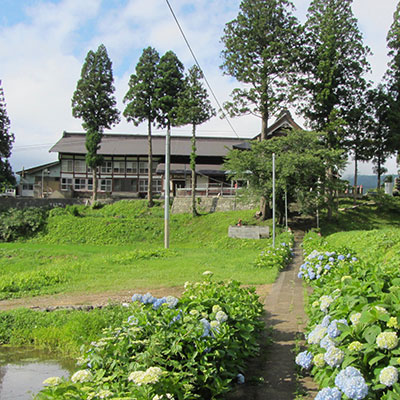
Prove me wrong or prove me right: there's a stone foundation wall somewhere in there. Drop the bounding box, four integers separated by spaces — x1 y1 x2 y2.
0 197 84 212
171 196 256 214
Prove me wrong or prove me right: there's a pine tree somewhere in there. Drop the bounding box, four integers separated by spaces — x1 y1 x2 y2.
71 44 120 202
177 66 215 216
0 81 15 190
220 0 301 140
124 47 160 207
300 0 370 149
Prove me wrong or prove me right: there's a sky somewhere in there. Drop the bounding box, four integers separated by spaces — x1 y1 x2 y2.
0 0 399 177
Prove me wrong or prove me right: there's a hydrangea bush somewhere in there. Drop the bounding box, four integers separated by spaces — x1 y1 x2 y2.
36 274 264 399
253 232 294 270
296 231 400 400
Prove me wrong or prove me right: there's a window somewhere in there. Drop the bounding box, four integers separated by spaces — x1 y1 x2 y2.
114 178 137 192
61 178 73 191
74 160 86 173
22 184 34 190
101 162 112 174
126 161 138 174
152 179 162 192
139 179 148 192
100 179 112 192
113 161 125 174
61 159 73 172
74 178 87 190
139 161 148 174
87 178 93 191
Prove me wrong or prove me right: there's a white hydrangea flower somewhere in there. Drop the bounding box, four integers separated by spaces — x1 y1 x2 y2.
377 332 399 350
212 305 222 314
43 376 62 386
380 366 398 387
319 295 334 313
71 369 93 383
375 306 389 315
324 346 344 368
215 310 228 323
98 389 113 399
129 367 163 385
313 353 325 368
350 312 362 326
348 341 363 352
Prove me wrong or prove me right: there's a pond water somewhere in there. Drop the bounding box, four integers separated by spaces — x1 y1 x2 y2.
0 346 76 399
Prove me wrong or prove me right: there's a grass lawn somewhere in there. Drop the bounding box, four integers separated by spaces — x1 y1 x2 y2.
0 201 283 301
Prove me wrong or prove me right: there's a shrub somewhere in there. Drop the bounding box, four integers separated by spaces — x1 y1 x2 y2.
0 208 47 241
36 276 265 399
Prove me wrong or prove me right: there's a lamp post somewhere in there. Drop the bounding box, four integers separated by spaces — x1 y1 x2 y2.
41 169 49 198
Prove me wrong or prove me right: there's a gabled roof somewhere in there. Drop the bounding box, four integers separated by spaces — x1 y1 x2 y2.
49 132 248 157
16 161 59 176
253 110 303 140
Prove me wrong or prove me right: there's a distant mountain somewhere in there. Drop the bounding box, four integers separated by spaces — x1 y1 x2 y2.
342 174 397 191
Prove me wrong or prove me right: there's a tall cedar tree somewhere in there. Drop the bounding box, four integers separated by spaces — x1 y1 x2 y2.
221 0 301 140
221 0 301 219
0 81 15 189
300 0 370 149
124 47 160 207
368 86 393 189
72 44 120 202
385 2 400 156
176 66 215 216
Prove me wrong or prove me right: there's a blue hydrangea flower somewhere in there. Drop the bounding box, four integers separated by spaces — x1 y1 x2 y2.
341 376 368 399
325 264 331 270
315 387 342 400
338 255 345 261
329 257 335 262
165 296 179 308
142 292 156 304
298 271 304 279
308 269 316 280
152 297 167 310
237 373 245 384
327 319 348 339
200 318 211 337
131 293 143 303
320 335 335 350
318 255 324 261
321 315 331 328
295 350 313 370
335 367 368 400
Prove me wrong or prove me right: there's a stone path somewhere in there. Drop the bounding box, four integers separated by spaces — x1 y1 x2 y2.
226 230 318 400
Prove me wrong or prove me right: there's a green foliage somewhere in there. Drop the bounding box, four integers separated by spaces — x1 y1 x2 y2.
0 305 133 355
123 46 161 207
71 44 120 200
0 207 47 242
253 232 294 269
298 230 400 399
224 130 345 218
155 50 185 128
36 277 265 399
0 81 15 188
220 0 301 138
299 0 370 149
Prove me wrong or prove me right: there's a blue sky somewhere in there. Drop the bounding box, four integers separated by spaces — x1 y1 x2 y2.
0 0 399 175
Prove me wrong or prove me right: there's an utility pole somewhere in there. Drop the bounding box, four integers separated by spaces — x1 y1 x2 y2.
164 125 171 249
272 153 275 248
285 189 288 231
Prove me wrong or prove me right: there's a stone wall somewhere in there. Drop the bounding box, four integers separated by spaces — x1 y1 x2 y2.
0 197 84 211
171 196 256 214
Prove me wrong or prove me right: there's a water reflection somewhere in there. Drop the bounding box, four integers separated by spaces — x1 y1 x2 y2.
0 346 76 399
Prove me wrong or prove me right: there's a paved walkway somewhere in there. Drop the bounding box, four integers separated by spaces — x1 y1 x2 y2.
226 230 318 400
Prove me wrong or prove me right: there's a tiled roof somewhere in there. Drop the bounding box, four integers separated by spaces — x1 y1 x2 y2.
50 132 248 157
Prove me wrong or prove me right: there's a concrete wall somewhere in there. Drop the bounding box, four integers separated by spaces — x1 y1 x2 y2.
0 197 84 211
171 196 257 214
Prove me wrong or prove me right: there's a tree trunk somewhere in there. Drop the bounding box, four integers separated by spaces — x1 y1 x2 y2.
191 123 198 217
377 156 382 189
147 118 153 207
326 167 334 220
353 154 358 205
92 168 98 203
259 196 271 221
261 108 269 141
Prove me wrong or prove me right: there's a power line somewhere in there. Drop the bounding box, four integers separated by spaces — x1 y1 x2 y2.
164 0 241 139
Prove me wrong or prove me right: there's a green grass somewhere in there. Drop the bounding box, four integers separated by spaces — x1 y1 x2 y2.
0 200 282 300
